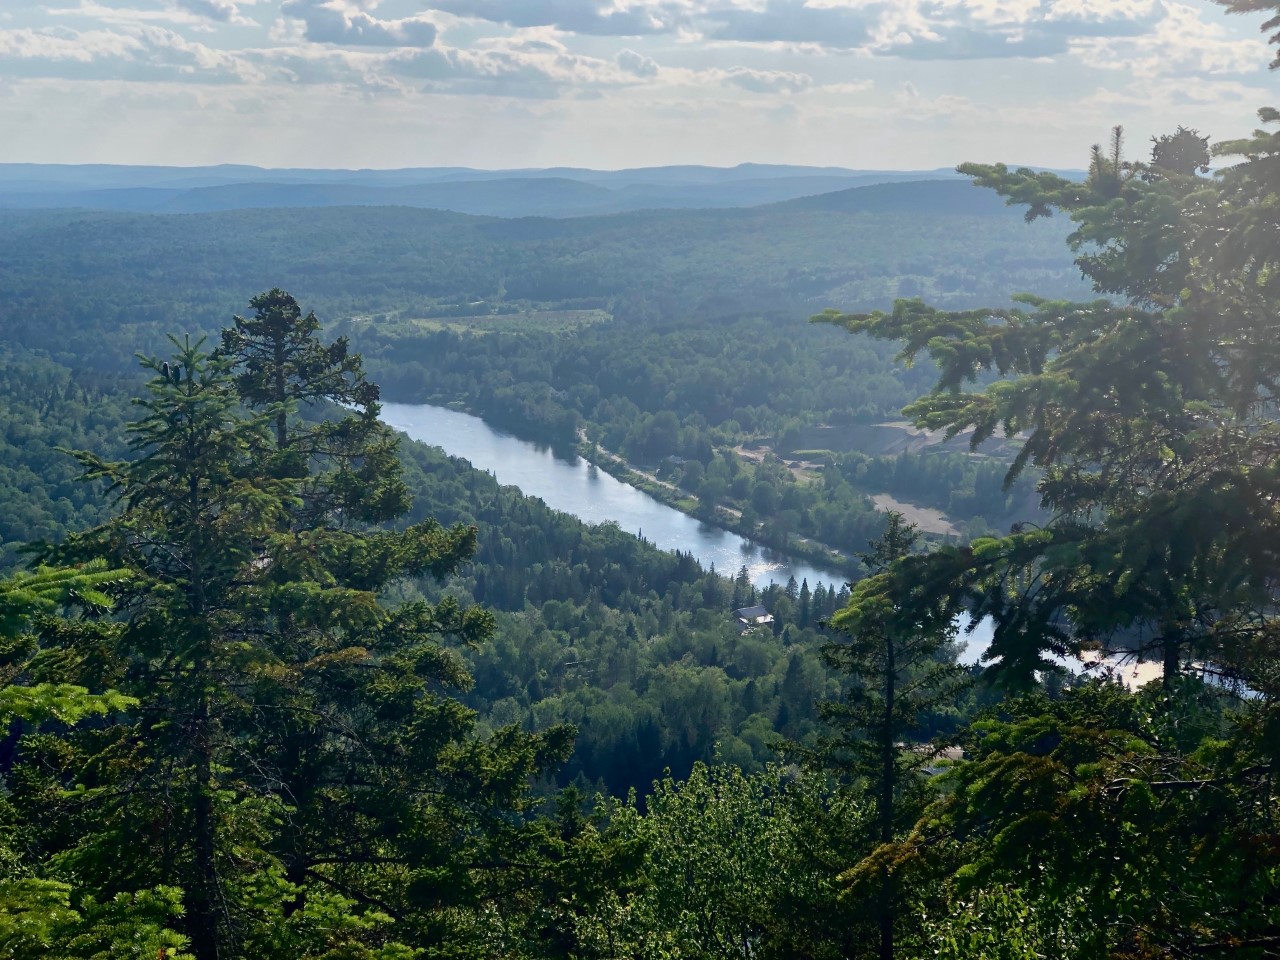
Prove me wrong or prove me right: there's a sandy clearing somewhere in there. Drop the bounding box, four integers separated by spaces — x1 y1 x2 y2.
870 493 960 537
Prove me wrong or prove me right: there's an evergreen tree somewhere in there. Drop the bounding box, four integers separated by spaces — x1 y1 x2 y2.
796 513 966 960
1148 126 1211 177
732 565 753 609
0 562 131 726
21 316 573 956
0 559 147 957
52 337 287 957
810 7 1280 954
218 288 372 452
816 107 1277 687
218 288 408 527
917 680 1280 957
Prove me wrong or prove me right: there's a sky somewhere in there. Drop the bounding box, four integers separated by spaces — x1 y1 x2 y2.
0 0 1274 170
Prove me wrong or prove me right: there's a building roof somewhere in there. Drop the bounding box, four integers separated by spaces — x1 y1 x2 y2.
734 604 771 621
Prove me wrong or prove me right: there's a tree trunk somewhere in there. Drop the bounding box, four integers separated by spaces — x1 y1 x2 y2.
274 338 288 450
282 739 309 917
1162 627 1181 688
880 638 896 960
189 685 221 960
284 859 308 918
186 468 221 960
879 878 893 960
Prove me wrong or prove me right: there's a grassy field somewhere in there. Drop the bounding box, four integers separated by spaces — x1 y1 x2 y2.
379 308 611 336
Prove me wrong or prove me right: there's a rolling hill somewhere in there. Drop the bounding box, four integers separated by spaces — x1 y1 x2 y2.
0 176 1086 374
0 162 991 218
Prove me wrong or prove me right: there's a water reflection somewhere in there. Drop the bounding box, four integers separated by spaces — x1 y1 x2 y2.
381 402 848 592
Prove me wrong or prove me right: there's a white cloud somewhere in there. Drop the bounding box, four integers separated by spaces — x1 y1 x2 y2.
894 77 975 117
1070 1 1266 77
428 0 689 36
867 0 1168 60
1 0 1275 168
280 0 439 47
616 47 657 76
423 0 1182 60
719 65 812 93
380 38 641 98
247 43 365 85
48 1 249 29
0 20 259 85
171 0 241 23
706 1 880 48
0 26 140 63
1047 0 1160 21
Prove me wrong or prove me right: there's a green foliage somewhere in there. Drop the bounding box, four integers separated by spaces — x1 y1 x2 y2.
578 763 869 960
348 315 1032 554
0 880 192 960
0 683 135 725
0 563 121 627
4 7 1280 954
0 340 854 799
0 561 136 725
909 681 1280 957
926 885 1083 960
217 288 411 527
814 515 969 784
0 352 133 566
812 19 1280 949
790 514 969 960
1149 126 1211 178
8 304 573 957
814 106 1280 689
0 195 1083 372
0 189 1085 567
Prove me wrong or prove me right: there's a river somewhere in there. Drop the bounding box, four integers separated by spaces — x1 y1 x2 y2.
380 400 996 662
382 401 848 591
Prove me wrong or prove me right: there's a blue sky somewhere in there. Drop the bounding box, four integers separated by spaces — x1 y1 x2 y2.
0 0 1273 169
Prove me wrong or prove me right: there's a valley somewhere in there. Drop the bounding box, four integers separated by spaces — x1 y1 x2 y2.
2 98 1277 955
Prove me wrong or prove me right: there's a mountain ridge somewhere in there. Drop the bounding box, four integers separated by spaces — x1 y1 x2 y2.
0 162 1081 218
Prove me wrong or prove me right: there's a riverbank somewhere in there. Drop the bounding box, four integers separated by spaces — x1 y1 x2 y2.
382 394 858 580
379 400 851 590
576 435 858 580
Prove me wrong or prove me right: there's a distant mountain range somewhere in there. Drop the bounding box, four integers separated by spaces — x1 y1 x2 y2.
772 179 1018 216
0 162 1081 219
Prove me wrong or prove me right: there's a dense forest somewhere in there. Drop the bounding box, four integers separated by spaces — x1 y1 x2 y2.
4 2 1280 955
0 163 1076 561
353 314 1039 551
0 178 1084 371
0 338 875 800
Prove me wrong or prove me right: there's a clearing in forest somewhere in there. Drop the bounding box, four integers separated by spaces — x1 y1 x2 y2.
392 308 610 335
869 493 959 537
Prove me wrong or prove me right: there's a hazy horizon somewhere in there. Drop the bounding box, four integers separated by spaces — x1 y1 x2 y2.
0 160 1044 174
0 1 1272 170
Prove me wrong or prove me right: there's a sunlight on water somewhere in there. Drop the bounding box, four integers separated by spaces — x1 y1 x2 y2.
382 401 849 592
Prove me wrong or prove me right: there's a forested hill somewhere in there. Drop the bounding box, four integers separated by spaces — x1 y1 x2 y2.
0 174 1011 219
0 179 1085 370
772 178 1016 215
0 161 985 217
1 177 619 219
7 1 1280 950
0 160 956 188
